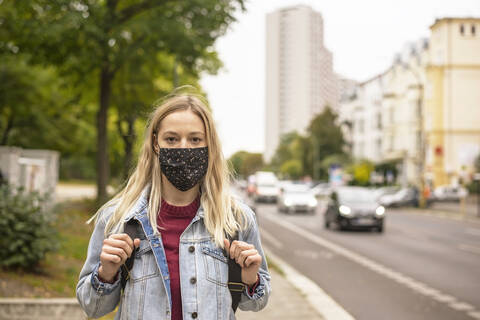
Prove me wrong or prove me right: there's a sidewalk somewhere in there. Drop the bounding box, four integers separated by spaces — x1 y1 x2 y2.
236 268 324 320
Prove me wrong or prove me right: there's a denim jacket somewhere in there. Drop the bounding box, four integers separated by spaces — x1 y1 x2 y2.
76 186 271 320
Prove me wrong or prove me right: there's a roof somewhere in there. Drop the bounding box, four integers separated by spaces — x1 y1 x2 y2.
430 17 480 30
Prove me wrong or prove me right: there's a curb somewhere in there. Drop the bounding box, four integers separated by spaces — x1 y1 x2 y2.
264 248 355 320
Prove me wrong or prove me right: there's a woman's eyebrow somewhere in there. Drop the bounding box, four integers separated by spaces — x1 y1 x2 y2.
162 131 179 136
189 131 205 136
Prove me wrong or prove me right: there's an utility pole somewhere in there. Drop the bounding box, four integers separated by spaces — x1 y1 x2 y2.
475 173 480 218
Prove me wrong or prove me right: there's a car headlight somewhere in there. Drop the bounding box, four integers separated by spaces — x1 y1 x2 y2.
376 206 385 216
339 205 351 216
284 199 292 206
309 198 318 207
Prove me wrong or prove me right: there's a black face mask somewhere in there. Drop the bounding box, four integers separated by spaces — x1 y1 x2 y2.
158 147 208 192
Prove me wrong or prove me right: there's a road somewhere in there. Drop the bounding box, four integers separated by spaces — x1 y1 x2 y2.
253 199 480 320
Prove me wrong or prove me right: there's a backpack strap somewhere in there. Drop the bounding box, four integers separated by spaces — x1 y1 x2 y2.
226 232 244 313
121 219 139 290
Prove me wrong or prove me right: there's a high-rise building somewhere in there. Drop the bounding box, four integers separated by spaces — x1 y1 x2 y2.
265 5 339 162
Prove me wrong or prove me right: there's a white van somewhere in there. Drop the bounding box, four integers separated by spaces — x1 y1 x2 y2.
253 171 279 203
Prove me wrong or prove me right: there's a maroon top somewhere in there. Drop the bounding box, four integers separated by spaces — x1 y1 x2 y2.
157 196 200 320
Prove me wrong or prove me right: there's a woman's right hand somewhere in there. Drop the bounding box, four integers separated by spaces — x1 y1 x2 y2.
98 233 141 283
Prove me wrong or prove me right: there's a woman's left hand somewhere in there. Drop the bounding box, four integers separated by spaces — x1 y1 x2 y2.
224 239 262 287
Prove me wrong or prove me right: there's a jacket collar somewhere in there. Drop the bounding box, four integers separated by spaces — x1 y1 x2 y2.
124 184 205 222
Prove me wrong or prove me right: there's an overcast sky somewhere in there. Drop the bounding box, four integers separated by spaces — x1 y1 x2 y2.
200 0 480 158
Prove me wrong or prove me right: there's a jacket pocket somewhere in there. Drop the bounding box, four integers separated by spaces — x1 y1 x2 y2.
201 246 228 286
130 240 160 282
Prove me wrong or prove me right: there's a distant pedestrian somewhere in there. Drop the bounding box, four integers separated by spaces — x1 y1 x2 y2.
76 91 271 319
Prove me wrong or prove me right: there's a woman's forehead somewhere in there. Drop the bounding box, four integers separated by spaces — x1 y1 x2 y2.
158 109 205 133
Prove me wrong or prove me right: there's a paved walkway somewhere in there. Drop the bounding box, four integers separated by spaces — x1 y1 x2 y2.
236 268 324 320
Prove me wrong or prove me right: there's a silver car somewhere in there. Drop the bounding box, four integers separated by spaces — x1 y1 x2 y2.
278 183 318 214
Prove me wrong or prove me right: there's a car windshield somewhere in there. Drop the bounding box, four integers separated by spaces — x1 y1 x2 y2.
337 188 376 203
259 183 277 188
283 184 310 194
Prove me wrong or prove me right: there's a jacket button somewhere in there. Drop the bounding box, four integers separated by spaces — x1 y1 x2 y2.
190 277 197 284
188 246 195 253
192 312 198 318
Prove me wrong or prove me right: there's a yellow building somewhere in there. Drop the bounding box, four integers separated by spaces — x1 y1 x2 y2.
425 18 480 187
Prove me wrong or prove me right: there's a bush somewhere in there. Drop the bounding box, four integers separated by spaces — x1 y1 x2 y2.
0 185 58 270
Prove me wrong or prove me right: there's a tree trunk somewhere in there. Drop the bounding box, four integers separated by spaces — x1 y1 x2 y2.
117 114 137 181
97 68 112 204
1 113 14 145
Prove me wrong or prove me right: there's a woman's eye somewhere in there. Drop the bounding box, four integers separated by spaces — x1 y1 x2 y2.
191 137 202 143
165 137 177 143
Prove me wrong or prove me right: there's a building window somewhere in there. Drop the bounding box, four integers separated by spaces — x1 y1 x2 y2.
460 24 465 35
472 24 476 36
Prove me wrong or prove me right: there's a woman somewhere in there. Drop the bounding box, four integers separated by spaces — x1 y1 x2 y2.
76 92 271 320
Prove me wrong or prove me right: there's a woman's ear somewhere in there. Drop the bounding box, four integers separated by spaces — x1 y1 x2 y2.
152 133 159 154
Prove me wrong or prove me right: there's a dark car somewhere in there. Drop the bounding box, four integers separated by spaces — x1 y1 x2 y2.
325 186 385 232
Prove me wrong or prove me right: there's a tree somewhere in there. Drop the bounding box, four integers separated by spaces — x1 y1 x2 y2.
280 159 303 180
0 54 96 158
347 159 374 186
242 153 264 177
270 132 301 168
228 151 264 178
229 151 248 178
1 0 245 202
308 107 347 180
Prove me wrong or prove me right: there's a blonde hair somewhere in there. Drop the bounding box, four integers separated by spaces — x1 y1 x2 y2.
89 90 246 247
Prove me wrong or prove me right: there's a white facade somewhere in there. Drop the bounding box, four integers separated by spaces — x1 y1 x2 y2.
342 17 480 187
265 5 339 162
340 39 429 186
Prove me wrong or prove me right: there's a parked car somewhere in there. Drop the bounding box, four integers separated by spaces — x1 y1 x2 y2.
310 182 332 198
278 183 318 214
253 171 280 203
325 186 385 232
379 187 420 207
373 186 400 201
433 185 468 202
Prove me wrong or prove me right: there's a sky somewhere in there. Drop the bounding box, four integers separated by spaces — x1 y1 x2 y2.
200 0 480 158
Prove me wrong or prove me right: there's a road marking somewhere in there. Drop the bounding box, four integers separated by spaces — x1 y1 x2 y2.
468 311 480 320
294 249 320 260
264 247 355 320
450 302 475 311
260 228 284 249
465 228 480 237
262 212 480 319
459 244 480 255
